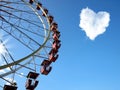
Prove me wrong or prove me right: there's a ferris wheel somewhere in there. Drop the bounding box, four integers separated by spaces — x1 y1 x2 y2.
0 0 61 90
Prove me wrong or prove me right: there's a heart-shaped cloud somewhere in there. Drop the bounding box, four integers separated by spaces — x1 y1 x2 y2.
79 7 110 40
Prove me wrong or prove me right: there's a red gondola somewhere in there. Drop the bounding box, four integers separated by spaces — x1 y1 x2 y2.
49 53 59 62
40 66 52 75
25 72 39 90
50 22 58 31
27 72 39 79
53 32 60 40
41 60 51 66
48 16 54 24
42 9 48 16
49 48 58 55
52 40 61 50
3 85 17 90
52 30 60 40
53 30 60 34
25 79 39 90
36 2 42 10
25 79 32 89
29 0 34 4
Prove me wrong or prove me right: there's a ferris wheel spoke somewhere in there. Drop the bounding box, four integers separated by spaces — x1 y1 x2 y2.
0 1 26 6
0 58 35 77
0 40 36 75
1 26 38 51
1 24 42 51
0 38 48 70
0 10 45 31
0 0 61 89
0 39 15 71
0 8 51 51
0 76 15 85
0 16 47 42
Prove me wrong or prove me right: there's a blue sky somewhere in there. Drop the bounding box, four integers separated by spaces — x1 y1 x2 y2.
0 0 120 90
38 0 120 90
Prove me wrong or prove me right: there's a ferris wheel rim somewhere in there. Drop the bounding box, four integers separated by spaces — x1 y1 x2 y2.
0 0 51 70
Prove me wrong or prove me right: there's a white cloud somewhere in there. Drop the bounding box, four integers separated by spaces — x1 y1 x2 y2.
79 7 110 40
